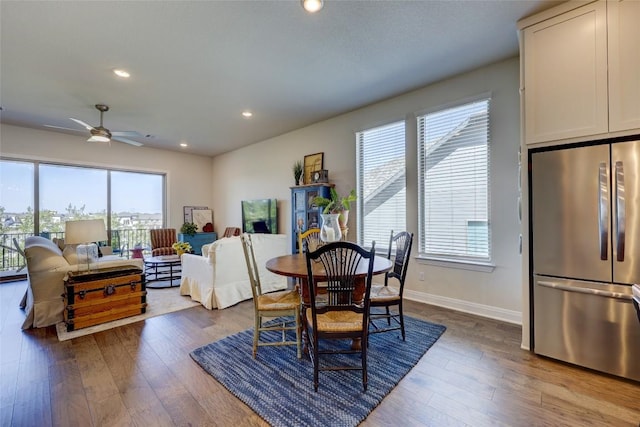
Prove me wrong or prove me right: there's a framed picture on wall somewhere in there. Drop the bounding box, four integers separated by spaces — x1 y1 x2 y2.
303 152 324 185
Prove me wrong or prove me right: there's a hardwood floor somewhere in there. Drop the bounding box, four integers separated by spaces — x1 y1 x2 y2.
1 279 638 426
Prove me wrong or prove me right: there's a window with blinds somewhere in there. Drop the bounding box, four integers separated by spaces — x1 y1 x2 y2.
356 120 406 251
417 98 491 262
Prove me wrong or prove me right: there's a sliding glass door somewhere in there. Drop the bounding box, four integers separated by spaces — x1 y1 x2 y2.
0 158 166 274
111 171 164 253
0 160 35 272
39 164 108 238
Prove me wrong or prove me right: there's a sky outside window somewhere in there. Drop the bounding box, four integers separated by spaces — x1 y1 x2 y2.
39 164 107 215
111 171 162 214
0 160 35 212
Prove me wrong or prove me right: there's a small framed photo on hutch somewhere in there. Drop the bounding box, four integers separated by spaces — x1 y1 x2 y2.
303 152 324 185
307 190 318 209
307 211 319 229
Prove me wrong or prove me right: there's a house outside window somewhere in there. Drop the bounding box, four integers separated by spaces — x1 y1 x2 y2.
356 120 406 252
417 97 491 263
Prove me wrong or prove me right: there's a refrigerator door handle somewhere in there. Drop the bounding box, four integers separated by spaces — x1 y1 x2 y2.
538 280 632 301
598 162 608 260
615 161 625 262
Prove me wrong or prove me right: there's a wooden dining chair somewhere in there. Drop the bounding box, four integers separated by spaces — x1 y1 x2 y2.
304 241 376 392
368 230 413 340
298 228 321 253
241 234 302 359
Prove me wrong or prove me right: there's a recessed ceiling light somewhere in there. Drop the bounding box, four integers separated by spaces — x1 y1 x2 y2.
113 69 130 78
180 143 188 148
302 0 323 13
242 111 253 118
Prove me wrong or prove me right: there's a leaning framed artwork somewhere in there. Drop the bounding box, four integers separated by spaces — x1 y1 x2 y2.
183 205 208 224
303 152 324 185
192 209 213 232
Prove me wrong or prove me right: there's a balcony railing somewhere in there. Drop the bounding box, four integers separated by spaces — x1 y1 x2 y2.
0 229 155 274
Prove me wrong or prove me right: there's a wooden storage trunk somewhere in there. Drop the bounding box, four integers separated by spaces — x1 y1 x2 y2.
64 266 146 332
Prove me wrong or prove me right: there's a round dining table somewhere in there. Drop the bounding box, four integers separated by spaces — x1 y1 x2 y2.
266 252 392 350
265 252 393 304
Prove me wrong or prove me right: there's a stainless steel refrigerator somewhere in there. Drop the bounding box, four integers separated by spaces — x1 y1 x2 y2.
530 139 640 382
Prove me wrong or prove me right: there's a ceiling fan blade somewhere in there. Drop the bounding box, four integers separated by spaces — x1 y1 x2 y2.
111 130 143 137
69 118 95 131
44 124 84 132
112 136 143 147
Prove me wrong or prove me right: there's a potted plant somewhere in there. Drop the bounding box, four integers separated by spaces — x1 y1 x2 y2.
292 160 303 185
313 188 357 229
180 222 198 236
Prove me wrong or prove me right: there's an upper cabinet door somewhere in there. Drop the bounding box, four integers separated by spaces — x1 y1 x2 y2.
608 0 640 132
523 1 608 144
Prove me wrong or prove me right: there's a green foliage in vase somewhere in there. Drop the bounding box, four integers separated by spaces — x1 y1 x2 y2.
313 188 357 214
180 222 198 236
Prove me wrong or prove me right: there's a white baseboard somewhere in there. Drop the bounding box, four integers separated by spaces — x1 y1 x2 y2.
404 289 522 325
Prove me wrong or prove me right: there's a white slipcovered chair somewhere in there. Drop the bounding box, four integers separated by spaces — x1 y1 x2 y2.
179 233 288 309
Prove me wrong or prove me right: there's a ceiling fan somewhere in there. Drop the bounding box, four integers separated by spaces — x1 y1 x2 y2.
45 104 143 147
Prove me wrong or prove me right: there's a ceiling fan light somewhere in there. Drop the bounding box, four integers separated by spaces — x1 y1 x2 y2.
113 69 130 78
87 135 110 143
302 0 323 13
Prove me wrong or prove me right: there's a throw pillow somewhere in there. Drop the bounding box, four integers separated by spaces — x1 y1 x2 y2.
53 238 65 251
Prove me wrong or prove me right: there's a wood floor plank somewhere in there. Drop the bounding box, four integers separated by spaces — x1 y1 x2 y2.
94 329 168 419
88 393 131 427
72 336 122 404
129 339 216 426
426 392 509 427
0 360 18 410
12 378 52 427
128 399 175 427
1 279 639 426
49 359 93 427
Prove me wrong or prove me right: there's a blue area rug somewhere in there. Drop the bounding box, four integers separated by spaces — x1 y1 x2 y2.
190 315 446 427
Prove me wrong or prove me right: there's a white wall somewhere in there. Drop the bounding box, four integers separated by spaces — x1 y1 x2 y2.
0 124 214 230
212 57 524 329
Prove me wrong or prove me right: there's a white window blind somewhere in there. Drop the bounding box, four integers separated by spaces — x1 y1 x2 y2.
417 98 491 262
356 120 406 251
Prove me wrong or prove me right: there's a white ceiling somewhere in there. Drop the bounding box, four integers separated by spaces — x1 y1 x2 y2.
0 0 561 157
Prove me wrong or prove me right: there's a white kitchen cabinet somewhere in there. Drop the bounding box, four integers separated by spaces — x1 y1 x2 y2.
608 0 640 132
520 0 640 145
522 1 608 144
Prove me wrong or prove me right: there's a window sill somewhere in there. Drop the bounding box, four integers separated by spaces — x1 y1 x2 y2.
415 256 495 273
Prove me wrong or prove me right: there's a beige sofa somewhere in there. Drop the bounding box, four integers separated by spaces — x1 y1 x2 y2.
180 233 288 309
20 236 143 329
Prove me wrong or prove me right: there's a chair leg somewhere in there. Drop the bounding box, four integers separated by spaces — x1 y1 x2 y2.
398 301 405 341
385 306 391 326
313 337 319 392
295 309 302 359
302 306 311 358
253 314 260 358
362 334 368 392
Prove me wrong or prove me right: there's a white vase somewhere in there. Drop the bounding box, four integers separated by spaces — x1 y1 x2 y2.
320 213 342 242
